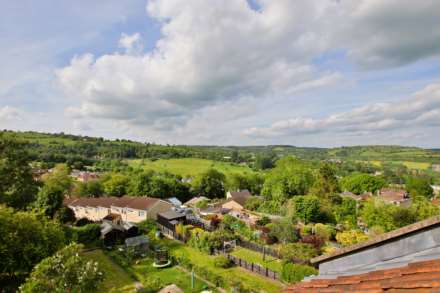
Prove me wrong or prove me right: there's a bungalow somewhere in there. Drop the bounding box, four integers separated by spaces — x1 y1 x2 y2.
223 189 252 210
64 196 173 223
377 187 412 207
284 215 440 292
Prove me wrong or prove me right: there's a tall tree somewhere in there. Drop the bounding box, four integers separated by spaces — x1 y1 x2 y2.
34 164 73 218
341 173 386 194
405 176 434 199
21 243 104 293
0 206 65 289
192 169 225 198
0 136 38 209
310 162 340 197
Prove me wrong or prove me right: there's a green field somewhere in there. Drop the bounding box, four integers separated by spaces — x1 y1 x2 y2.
398 161 431 170
166 240 283 292
127 158 254 177
83 250 135 293
230 247 283 273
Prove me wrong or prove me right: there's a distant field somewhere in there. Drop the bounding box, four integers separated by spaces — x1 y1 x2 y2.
360 160 431 170
127 158 254 177
83 249 135 293
397 161 431 170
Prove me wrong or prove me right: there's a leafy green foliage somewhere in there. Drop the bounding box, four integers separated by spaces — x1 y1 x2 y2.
21 243 104 293
267 217 298 244
192 169 226 198
310 162 340 197
102 173 129 196
213 255 232 268
0 136 38 209
341 173 386 194
292 195 321 224
333 197 357 227
279 243 318 262
0 206 65 287
262 157 314 202
281 263 317 283
68 224 101 246
405 176 434 199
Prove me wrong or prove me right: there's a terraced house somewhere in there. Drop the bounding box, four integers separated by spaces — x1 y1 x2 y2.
64 196 173 223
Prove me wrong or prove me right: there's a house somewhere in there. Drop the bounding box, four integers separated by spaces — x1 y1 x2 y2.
223 190 253 210
284 215 440 292
183 196 208 207
340 191 372 202
157 210 186 231
432 164 440 172
166 197 182 207
70 170 100 182
64 196 173 223
377 187 412 207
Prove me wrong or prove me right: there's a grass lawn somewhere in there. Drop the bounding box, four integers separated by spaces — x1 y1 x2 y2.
230 247 283 273
83 249 136 293
131 258 212 292
164 239 284 293
127 158 254 177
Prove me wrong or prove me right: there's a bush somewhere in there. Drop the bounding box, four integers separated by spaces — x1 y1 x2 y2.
213 255 232 268
314 223 335 241
336 230 369 247
281 263 317 283
69 224 101 246
279 243 318 263
74 217 93 227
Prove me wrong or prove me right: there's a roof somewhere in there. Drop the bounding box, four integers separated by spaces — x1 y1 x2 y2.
379 188 408 202
158 210 186 220
158 284 184 293
167 197 182 206
184 196 208 206
64 196 166 211
125 235 149 247
283 258 440 292
312 215 440 265
228 190 252 198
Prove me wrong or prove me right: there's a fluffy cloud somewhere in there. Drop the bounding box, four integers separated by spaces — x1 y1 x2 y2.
56 0 341 131
54 0 440 144
244 83 440 138
0 106 22 121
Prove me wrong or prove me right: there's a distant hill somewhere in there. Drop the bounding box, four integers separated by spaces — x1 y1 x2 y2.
2 130 440 165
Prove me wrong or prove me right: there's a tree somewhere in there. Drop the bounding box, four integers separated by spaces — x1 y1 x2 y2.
340 173 386 194
268 217 298 243
21 243 104 293
0 136 38 209
254 152 276 170
333 197 357 227
192 169 225 198
292 195 321 224
34 164 73 218
72 181 103 198
0 206 65 288
405 176 434 199
310 163 340 197
262 157 314 202
102 173 129 196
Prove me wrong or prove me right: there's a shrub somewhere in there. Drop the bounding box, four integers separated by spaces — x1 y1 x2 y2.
336 230 369 247
279 243 318 263
74 217 93 227
301 235 325 251
256 216 271 226
314 223 335 241
69 224 101 246
213 255 232 268
281 263 317 283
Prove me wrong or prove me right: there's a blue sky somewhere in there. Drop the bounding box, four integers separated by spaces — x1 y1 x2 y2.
1 0 440 147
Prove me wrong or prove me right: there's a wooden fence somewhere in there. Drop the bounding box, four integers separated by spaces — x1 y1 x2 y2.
225 254 280 280
237 238 281 259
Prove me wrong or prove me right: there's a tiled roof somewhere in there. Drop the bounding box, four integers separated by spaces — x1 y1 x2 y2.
283 258 440 292
229 190 252 198
64 196 165 211
312 215 440 265
379 188 408 202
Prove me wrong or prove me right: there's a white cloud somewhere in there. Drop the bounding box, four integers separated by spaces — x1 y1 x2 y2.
118 33 143 54
0 106 22 121
244 83 440 138
56 0 341 132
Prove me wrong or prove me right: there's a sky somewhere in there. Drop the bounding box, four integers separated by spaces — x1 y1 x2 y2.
1 0 440 147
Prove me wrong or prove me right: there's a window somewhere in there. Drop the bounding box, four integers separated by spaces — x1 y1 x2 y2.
138 211 145 217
